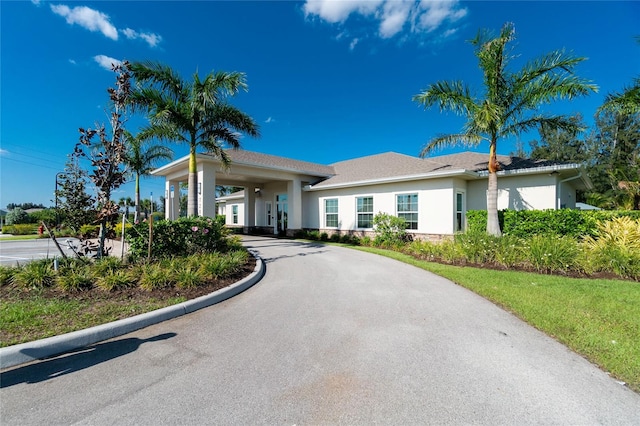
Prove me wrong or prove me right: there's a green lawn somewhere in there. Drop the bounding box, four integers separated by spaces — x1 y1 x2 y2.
354 246 640 393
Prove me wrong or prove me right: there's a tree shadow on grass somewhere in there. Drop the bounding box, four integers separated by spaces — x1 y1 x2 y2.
0 333 176 388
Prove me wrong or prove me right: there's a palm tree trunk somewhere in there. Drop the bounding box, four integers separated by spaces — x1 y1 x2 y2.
187 146 198 217
486 142 502 236
134 174 141 223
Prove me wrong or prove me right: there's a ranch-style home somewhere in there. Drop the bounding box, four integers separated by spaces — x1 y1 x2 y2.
151 149 591 239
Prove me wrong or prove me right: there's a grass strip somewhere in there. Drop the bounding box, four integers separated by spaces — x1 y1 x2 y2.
0 293 186 347
353 245 640 393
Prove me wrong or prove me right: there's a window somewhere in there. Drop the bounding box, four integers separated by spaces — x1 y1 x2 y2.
325 198 338 228
397 194 418 230
232 205 238 224
456 192 464 232
356 196 373 228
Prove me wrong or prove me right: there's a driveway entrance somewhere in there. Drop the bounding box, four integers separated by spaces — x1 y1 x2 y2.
1 236 638 424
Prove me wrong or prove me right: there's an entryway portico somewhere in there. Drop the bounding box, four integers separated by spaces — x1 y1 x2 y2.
150 150 334 236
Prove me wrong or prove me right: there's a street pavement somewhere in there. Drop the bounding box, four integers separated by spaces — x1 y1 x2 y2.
1 236 639 424
0 238 127 266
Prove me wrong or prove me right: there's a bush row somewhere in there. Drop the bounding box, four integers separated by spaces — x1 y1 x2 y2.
297 216 640 281
0 250 249 292
466 209 640 238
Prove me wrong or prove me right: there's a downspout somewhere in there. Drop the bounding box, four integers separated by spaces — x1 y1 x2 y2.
557 172 582 209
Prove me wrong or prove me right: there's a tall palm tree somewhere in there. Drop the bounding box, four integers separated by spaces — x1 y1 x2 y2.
123 130 173 222
129 61 260 217
413 23 597 235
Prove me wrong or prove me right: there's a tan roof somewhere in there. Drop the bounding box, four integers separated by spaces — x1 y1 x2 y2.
203 150 335 177
199 149 579 189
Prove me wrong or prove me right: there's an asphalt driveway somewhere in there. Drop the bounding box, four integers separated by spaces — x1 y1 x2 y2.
1 236 638 424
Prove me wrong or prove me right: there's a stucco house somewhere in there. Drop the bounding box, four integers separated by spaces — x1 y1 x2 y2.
151 149 591 239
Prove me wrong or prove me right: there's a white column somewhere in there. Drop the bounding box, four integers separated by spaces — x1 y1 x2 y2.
288 178 302 231
244 185 256 229
197 162 217 217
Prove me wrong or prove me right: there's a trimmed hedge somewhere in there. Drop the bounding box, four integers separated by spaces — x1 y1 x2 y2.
467 209 640 238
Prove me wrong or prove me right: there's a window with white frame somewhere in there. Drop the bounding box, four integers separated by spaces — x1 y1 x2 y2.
396 193 418 230
455 192 464 232
232 205 238 224
324 198 338 228
356 196 373 228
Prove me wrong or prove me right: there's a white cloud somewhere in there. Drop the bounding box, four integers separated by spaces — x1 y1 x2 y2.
265 117 275 124
379 0 413 38
49 4 162 48
303 0 382 23
68 59 77 65
31 0 41 6
303 0 467 42
414 0 467 33
0 149 9 156
94 54 122 71
50 4 118 40
349 38 359 51
122 27 162 48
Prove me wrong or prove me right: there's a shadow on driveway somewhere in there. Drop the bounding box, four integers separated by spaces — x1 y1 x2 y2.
0 333 176 388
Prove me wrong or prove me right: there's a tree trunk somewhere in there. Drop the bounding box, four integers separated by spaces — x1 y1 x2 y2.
134 174 141 223
187 146 198 217
486 142 502 236
486 171 502 236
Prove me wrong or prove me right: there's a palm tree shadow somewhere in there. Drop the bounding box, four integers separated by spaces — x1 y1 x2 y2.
0 333 176 388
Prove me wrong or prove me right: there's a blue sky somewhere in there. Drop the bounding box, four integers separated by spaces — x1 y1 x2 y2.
1 0 638 209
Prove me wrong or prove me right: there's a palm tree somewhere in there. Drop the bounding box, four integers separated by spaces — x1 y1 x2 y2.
123 130 173 222
129 61 260 217
413 23 597 235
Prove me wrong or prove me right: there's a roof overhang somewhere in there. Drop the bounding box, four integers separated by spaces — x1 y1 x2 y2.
475 163 593 190
305 169 477 191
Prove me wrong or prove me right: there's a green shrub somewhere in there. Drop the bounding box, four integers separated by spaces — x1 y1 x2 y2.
582 217 640 280
57 268 94 292
79 224 101 238
493 235 524 268
329 233 341 242
127 216 229 260
173 263 204 289
453 231 500 264
466 209 640 238
96 270 135 291
11 260 56 289
28 209 56 224
1 224 38 235
139 263 174 291
91 256 124 277
320 232 329 241
373 212 408 247
523 235 580 274
0 266 17 286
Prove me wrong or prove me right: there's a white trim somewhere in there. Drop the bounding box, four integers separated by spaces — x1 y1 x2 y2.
306 170 475 191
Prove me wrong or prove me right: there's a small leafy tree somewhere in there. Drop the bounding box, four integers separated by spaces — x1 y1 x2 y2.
5 207 29 225
56 154 94 231
73 61 132 258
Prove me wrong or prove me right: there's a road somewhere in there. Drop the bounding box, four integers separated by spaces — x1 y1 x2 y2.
0 238 80 266
1 236 639 424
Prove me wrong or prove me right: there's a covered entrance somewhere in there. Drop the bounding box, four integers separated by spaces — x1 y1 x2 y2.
151 150 334 236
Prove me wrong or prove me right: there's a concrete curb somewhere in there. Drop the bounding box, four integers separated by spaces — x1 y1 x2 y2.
0 252 265 370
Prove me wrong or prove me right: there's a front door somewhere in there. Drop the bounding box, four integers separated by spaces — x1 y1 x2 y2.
276 193 288 235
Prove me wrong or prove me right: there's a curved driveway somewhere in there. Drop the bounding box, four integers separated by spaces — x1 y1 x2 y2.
1 236 639 424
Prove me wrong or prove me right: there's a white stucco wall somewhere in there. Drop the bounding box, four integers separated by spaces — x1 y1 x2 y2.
467 174 558 211
304 178 465 235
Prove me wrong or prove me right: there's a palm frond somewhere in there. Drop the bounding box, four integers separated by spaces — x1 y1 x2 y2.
413 81 477 116
420 133 483 157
